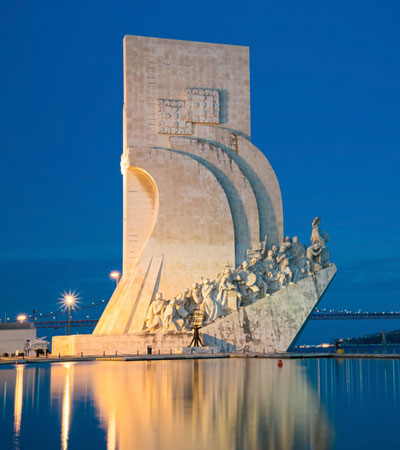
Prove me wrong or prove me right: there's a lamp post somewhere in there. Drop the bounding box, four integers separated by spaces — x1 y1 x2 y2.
62 293 77 336
17 314 27 324
110 271 121 286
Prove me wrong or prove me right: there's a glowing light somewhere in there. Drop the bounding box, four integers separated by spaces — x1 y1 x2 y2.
60 291 79 311
110 271 121 285
17 314 27 324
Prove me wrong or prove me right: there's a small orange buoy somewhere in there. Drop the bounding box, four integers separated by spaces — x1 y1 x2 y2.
278 359 283 368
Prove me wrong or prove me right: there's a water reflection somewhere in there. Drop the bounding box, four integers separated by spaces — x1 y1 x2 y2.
90 359 333 450
107 410 116 450
61 363 73 450
14 364 25 443
2 358 400 449
50 363 76 450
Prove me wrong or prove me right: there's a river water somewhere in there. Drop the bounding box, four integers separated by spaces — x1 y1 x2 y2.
0 358 399 449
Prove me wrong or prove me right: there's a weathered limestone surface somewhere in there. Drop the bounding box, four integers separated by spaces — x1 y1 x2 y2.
52 332 193 357
202 265 337 353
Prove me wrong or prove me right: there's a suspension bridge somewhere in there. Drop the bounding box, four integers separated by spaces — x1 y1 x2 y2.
4 300 399 329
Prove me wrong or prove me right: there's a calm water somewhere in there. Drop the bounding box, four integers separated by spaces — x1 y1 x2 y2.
0 358 399 450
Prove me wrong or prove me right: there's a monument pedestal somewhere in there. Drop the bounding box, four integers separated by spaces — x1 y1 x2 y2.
52 331 193 357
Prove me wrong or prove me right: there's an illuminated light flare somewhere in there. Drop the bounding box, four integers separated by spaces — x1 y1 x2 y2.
17 314 27 324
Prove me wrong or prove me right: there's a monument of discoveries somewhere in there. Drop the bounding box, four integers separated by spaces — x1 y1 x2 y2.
52 35 336 355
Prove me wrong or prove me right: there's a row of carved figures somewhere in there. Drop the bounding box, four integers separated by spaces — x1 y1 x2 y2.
143 217 331 333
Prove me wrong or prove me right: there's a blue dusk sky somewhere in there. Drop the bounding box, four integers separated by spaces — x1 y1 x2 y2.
0 1 399 343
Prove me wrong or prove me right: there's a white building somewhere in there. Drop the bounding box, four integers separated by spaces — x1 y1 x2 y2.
0 323 36 355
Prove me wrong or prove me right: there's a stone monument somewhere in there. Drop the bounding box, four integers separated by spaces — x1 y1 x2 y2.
52 36 336 355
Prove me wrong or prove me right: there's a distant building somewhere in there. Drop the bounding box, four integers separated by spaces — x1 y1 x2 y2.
0 323 36 355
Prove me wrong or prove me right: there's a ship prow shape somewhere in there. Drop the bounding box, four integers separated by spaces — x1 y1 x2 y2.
201 264 337 353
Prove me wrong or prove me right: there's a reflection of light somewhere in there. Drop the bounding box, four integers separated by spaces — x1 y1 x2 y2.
61 363 72 450
14 364 25 439
107 411 116 450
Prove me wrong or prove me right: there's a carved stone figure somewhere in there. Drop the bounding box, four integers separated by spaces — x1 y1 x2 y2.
320 246 330 268
202 279 219 323
290 236 307 281
190 282 204 310
143 220 332 332
311 217 330 246
307 244 323 273
283 236 292 252
276 245 293 286
236 261 258 306
173 294 190 330
260 234 268 258
291 236 306 259
249 257 268 298
293 254 310 282
216 266 238 313
264 250 277 277
163 299 178 330
144 292 165 332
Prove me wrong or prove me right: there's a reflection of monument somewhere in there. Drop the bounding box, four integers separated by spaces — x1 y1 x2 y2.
88 360 333 450
52 36 336 355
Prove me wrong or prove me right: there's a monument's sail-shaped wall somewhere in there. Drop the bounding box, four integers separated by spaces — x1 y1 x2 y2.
94 36 283 335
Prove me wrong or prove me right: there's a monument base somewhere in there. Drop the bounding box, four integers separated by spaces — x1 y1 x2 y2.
52 265 336 356
172 346 218 354
52 331 193 357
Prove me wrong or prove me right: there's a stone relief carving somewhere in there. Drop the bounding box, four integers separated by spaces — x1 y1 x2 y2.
157 99 192 135
143 217 332 333
157 87 220 135
185 88 220 124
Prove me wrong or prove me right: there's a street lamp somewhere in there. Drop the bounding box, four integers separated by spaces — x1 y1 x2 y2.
61 292 77 336
17 314 27 324
110 271 121 286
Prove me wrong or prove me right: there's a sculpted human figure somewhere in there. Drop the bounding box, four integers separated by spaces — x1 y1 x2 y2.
307 244 323 272
144 292 165 332
202 278 219 323
290 236 307 281
236 260 258 305
276 245 293 286
190 282 204 310
291 236 306 259
260 234 269 258
216 266 238 314
310 217 330 246
283 236 292 252
264 249 278 291
320 246 330 268
173 293 190 330
163 298 178 330
249 257 268 298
